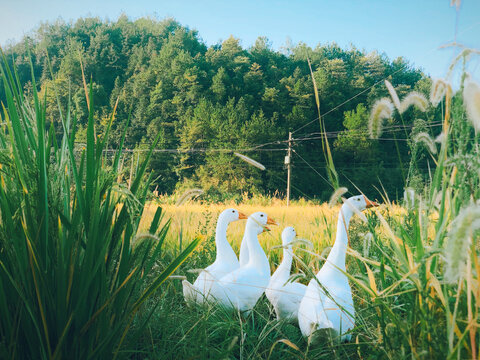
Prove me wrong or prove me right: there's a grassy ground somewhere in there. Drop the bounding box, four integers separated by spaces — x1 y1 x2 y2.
127 199 401 359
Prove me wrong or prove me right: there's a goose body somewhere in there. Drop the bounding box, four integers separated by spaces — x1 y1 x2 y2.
239 232 249 267
298 195 378 341
265 227 307 322
183 208 246 305
208 212 276 313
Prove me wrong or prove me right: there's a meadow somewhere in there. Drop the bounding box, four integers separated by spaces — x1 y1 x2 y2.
128 193 432 358
0 22 479 360
128 199 398 358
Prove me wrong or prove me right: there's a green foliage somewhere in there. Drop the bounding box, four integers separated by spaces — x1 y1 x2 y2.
347 64 480 358
0 51 200 359
1 16 427 201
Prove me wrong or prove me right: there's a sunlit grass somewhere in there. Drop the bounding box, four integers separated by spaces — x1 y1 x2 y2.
140 199 411 273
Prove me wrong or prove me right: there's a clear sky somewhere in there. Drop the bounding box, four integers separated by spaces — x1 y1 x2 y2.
1 0 479 79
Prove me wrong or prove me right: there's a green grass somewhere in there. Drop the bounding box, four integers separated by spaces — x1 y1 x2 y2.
1 44 480 359
0 49 200 359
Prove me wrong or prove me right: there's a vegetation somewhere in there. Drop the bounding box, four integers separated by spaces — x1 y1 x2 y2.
1 16 431 201
128 51 480 359
1 9 479 360
0 50 200 359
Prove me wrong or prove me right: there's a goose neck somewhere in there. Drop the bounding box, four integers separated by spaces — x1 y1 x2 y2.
281 246 293 271
246 225 269 272
215 220 236 262
326 207 353 271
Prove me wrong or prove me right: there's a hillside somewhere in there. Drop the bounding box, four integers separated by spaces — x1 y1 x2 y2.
1 16 433 200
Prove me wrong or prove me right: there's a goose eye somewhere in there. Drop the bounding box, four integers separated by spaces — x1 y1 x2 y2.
232 210 235 213
260 214 264 217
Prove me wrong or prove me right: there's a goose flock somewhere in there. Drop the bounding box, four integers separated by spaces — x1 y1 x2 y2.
182 195 378 341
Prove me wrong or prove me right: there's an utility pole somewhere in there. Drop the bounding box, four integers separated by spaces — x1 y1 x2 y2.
285 131 292 207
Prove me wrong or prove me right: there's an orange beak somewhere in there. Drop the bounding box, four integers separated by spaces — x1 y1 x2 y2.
364 195 379 208
266 217 278 226
263 216 278 232
238 212 248 220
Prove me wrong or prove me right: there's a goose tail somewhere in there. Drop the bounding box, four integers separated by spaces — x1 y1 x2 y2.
182 280 196 306
317 318 334 330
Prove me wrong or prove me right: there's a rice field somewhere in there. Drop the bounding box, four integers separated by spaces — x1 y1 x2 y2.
141 198 406 267
144 200 338 250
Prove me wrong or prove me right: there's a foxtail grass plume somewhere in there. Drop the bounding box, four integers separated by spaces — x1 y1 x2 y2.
328 187 348 207
433 190 443 210
234 152 266 170
361 232 373 257
463 78 480 133
385 80 401 110
446 48 480 78
435 132 446 144
444 204 480 283
450 0 461 10
430 78 449 107
400 92 428 113
369 98 394 138
403 187 415 209
176 188 204 206
414 132 437 154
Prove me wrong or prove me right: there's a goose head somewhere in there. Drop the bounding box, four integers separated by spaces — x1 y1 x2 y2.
281 226 296 247
219 208 248 224
248 212 277 234
342 195 379 214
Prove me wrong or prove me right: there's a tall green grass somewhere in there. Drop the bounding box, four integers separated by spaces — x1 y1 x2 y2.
0 49 200 359
347 57 480 359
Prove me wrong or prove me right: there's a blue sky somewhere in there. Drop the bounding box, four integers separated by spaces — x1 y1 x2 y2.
1 0 479 79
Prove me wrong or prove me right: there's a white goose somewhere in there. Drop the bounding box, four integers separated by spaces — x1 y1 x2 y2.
239 232 249 267
183 208 247 305
208 212 277 313
298 195 378 342
265 226 307 323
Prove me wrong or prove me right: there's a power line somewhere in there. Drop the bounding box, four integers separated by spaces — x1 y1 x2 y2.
291 69 406 135
78 146 287 153
292 149 334 190
294 121 443 141
289 20 472 136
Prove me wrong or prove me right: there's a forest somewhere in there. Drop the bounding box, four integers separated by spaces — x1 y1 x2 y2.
1 15 435 201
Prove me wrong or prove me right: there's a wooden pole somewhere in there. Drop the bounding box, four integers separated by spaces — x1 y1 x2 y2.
286 131 292 206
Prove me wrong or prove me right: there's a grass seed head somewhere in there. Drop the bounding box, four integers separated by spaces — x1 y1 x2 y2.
234 152 266 170
328 187 348 208
362 232 373 257
463 77 480 133
400 92 428 113
414 132 437 154
430 78 448 107
444 204 480 283
435 132 446 144
385 80 401 110
403 187 415 209
450 0 461 9
369 98 393 138
176 188 204 206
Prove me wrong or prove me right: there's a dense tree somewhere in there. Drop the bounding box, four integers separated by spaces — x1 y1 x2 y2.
1 16 429 200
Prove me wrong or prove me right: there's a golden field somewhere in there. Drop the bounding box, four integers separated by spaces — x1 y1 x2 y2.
140 198 407 272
